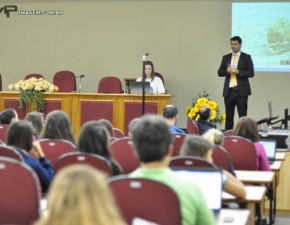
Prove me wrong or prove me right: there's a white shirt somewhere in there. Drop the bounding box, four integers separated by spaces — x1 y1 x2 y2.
229 51 241 88
136 76 165 94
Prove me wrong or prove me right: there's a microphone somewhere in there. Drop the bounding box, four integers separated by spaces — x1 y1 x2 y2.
142 53 149 61
76 74 86 79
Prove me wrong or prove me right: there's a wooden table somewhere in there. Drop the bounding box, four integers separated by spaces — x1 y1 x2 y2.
235 171 275 225
223 186 267 225
275 152 286 161
0 91 172 137
217 209 251 225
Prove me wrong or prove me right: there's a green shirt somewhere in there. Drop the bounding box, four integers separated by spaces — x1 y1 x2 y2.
130 167 215 225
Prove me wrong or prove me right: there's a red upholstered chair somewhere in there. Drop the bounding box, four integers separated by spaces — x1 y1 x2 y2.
155 72 164 85
172 133 187 156
170 156 218 169
38 139 76 168
53 70 76 92
110 137 139 174
113 128 125 138
223 130 234 137
212 145 230 172
54 152 112 176
107 177 181 225
98 76 122 93
24 74 44 80
0 124 9 143
0 157 41 224
0 145 23 161
187 119 200 135
223 136 257 170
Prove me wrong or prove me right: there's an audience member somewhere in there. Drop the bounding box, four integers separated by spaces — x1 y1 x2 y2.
0 108 18 125
35 165 126 225
25 112 44 140
6 121 53 193
129 115 215 225
77 121 122 175
233 116 271 171
180 135 246 198
98 119 114 137
40 110 76 145
163 105 186 134
197 106 216 135
136 61 165 94
203 128 236 177
128 117 140 137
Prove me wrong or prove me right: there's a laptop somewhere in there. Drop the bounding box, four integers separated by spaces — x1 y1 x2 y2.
171 167 222 218
129 81 151 94
259 139 277 165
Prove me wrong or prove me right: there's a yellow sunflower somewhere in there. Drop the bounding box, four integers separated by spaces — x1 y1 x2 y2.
197 97 208 105
185 106 191 116
207 100 218 110
210 109 217 120
220 113 226 124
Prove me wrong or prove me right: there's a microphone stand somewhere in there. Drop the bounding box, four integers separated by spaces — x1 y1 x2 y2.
75 75 86 93
142 53 148 115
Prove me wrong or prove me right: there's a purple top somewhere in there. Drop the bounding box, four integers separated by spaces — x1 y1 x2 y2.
254 142 271 171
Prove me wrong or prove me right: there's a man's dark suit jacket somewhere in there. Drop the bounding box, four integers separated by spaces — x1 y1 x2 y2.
218 52 254 97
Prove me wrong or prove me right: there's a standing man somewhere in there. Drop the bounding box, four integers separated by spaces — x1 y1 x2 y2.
218 36 254 130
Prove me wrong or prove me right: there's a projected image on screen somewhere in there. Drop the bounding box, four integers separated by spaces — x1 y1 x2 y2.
232 3 290 72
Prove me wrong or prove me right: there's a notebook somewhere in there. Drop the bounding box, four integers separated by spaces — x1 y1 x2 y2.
171 167 222 218
129 81 151 94
259 139 277 165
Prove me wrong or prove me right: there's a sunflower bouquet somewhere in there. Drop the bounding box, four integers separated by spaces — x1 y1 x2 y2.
185 91 226 125
8 77 58 112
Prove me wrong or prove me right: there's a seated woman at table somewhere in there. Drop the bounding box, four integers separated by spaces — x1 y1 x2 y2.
76 121 123 176
136 61 165 94
203 128 236 177
6 121 54 193
35 165 126 225
180 135 246 198
233 116 271 172
40 110 76 145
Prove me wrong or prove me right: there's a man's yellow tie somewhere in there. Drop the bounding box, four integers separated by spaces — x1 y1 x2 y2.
230 54 237 86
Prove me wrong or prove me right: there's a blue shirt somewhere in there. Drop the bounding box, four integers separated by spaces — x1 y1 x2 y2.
170 124 186 134
20 151 54 193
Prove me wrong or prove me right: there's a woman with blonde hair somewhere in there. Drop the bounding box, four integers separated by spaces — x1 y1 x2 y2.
36 165 126 225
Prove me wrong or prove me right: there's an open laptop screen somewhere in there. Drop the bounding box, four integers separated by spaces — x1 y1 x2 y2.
171 167 222 210
129 81 151 94
259 139 277 160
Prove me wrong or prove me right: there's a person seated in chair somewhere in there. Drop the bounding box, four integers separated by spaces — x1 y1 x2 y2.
163 105 186 134
197 106 216 135
0 108 18 125
136 61 165 94
129 115 215 225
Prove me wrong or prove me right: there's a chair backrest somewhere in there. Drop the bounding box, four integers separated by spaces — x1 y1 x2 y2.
98 76 122 93
223 136 257 170
113 128 125 138
223 130 234 137
53 70 76 92
107 177 181 225
0 157 41 224
110 137 139 174
172 133 187 156
0 145 23 161
54 152 113 176
0 124 10 143
39 139 76 168
187 119 200 135
24 74 44 80
155 72 164 85
170 156 218 169
212 145 230 172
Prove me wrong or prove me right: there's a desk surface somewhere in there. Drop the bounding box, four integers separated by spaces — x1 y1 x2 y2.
217 209 250 225
235 171 275 184
275 152 286 161
270 161 282 171
223 186 267 203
